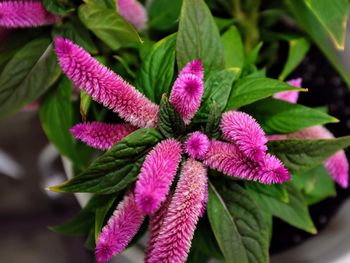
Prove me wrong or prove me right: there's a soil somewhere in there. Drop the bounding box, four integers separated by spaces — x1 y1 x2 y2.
269 47 350 254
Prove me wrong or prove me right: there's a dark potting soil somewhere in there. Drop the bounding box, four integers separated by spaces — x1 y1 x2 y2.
269 47 350 254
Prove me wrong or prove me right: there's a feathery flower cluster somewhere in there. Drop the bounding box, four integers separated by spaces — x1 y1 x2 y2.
0 1 57 28
117 0 148 30
203 140 290 184
70 122 136 150
170 60 204 124
95 191 144 263
147 159 208 263
272 78 349 188
135 139 182 214
184 131 210 159
54 37 159 128
221 111 267 160
53 38 291 263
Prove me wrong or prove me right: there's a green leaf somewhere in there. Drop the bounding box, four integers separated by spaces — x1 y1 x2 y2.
0 38 61 119
158 95 186 138
267 136 350 174
304 0 349 49
221 26 245 69
49 128 163 194
279 37 311 80
136 34 176 103
80 91 92 122
242 98 338 134
245 42 263 67
176 0 225 76
148 0 183 30
95 195 118 241
207 182 269 263
78 2 142 50
198 68 241 119
286 0 350 87
43 0 75 15
40 77 76 161
293 165 336 205
245 182 288 203
246 183 316 234
52 18 98 54
226 77 304 110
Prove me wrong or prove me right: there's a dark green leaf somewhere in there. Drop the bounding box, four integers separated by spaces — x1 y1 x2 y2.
245 182 288 203
286 0 350 87
198 68 241 119
207 182 269 263
40 77 76 161
226 77 304 110
148 0 183 30
304 0 348 49
245 42 263 67
43 0 75 15
293 165 336 205
0 38 61 118
242 98 338 134
158 95 186 138
78 2 142 50
52 18 98 54
246 183 316 234
279 37 311 80
176 0 225 76
187 246 209 263
268 136 350 174
221 26 245 69
50 128 163 193
136 34 176 103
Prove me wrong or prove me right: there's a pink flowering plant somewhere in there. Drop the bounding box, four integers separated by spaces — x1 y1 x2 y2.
1 0 350 262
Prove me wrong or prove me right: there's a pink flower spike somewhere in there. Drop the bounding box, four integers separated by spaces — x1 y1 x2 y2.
54 37 159 128
221 111 267 160
0 1 57 28
273 78 302 103
258 153 291 184
199 181 208 217
95 191 144 263
170 73 204 124
325 151 349 188
135 139 182 215
180 59 204 79
70 122 136 150
185 131 210 159
203 140 290 184
147 159 207 263
117 0 148 30
145 195 172 262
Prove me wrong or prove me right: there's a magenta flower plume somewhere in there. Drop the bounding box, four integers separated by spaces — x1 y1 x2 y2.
273 78 302 103
283 126 348 188
203 140 290 184
185 131 209 159
0 1 57 28
199 181 208 217
145 196 171 262
179 59 204 79
95 191 144 263
147 159 207 263
221 111 268 160
54 37 159 128
70 122 136 150
135 139 182 214
170 61 204 124
117 0 148 30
